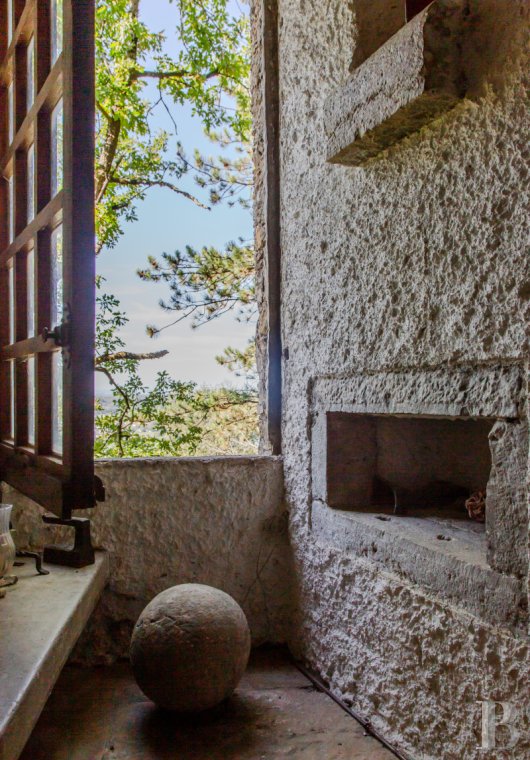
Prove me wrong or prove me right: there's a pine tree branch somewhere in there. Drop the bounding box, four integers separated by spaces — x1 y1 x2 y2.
95 350 169 365
110 177 211 210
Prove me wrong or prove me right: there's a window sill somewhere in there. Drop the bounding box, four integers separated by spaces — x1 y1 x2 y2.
324 0 469 166
0 552 108 760
312 501 525 632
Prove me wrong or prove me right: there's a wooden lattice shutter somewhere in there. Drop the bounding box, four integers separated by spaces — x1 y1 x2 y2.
0 0 101 519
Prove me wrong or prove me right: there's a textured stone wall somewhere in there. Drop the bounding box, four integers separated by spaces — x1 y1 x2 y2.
5 456 294 664
258 0 530 756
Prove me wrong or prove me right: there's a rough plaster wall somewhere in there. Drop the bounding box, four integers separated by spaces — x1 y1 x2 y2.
269 0 530 756
5 456 294 664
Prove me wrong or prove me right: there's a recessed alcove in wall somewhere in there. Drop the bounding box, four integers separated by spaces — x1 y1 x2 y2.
351 0 433 69
406 0 432 21
310 366 528 619
326 413 494 521
328 0 470 165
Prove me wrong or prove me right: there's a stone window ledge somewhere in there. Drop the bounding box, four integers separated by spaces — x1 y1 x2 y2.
325 0 470 166
312 500 526 632
0 553 108 760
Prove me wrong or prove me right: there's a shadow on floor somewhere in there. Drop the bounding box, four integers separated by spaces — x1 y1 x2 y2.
21 648 395 759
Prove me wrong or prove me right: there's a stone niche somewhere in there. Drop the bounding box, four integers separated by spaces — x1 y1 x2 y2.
325 0 471 165
326 413 494 519
351 0 434 68
311 365 528 586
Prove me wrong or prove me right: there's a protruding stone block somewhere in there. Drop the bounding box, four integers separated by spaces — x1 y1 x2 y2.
325 0 470 166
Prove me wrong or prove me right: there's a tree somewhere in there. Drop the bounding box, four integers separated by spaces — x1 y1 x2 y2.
94 0 258 457
94 280 258 457
95 0 251 253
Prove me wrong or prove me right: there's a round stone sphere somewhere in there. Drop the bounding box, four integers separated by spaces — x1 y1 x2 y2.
130 584 251 712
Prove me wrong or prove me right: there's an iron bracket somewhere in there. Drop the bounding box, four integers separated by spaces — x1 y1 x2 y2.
42 514 95 568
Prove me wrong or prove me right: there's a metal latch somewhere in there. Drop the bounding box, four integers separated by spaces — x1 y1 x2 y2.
42 321 69 347
42 304 71 347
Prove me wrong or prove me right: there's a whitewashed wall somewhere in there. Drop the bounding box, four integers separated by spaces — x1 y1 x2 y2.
5 456 294 663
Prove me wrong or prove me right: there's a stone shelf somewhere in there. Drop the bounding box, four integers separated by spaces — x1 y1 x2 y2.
325 0 470 166
0 552 108 760
312 501 525 631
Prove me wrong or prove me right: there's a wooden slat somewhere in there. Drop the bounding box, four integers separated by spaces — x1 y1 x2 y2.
35 352 52 453
35 98 52 212
0 360 10 440
13 149 26 238
1 335 56 359
14 245 27 341
35 90 53 454
0 450 66 516
14 357 28 446
35 0 51 92
0 83 7 160
0 2 8 62
0 263 10 440
0 1 98 515
0 190 62 266
0 56 62 174
13 40 26 134
0 440 63 476
0 166 7 252
0 0 36 81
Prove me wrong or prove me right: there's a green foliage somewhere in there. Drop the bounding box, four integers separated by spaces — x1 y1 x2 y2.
187 386 259 456
94 1 259 458
216 341 257 385
95 280 207 457
95 0 250 252
137 239 255 334
95 280 258 457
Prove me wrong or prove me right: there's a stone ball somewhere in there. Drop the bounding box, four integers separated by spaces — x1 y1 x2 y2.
130 583 251 712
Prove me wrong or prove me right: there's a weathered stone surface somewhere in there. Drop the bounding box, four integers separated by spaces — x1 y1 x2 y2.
310 364 528 582
487 419 530 579
4 456 293 664
252 0 530 756
20 650 396 760
289 537 530 759
325 0 470 165
312 501 526 629
312 364 525 420
0 554 108 760
130 584 251 712
351 0 406 69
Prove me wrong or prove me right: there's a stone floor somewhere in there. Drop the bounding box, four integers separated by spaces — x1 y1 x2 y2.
20 649 396 759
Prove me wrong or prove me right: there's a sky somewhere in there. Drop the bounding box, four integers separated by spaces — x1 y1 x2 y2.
95 0 253 394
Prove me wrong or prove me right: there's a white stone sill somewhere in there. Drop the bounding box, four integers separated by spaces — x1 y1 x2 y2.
95 454 282 467
0 552 108 760
312 501 524 632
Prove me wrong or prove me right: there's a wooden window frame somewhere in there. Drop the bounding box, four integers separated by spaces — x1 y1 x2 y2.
0 0 100 518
